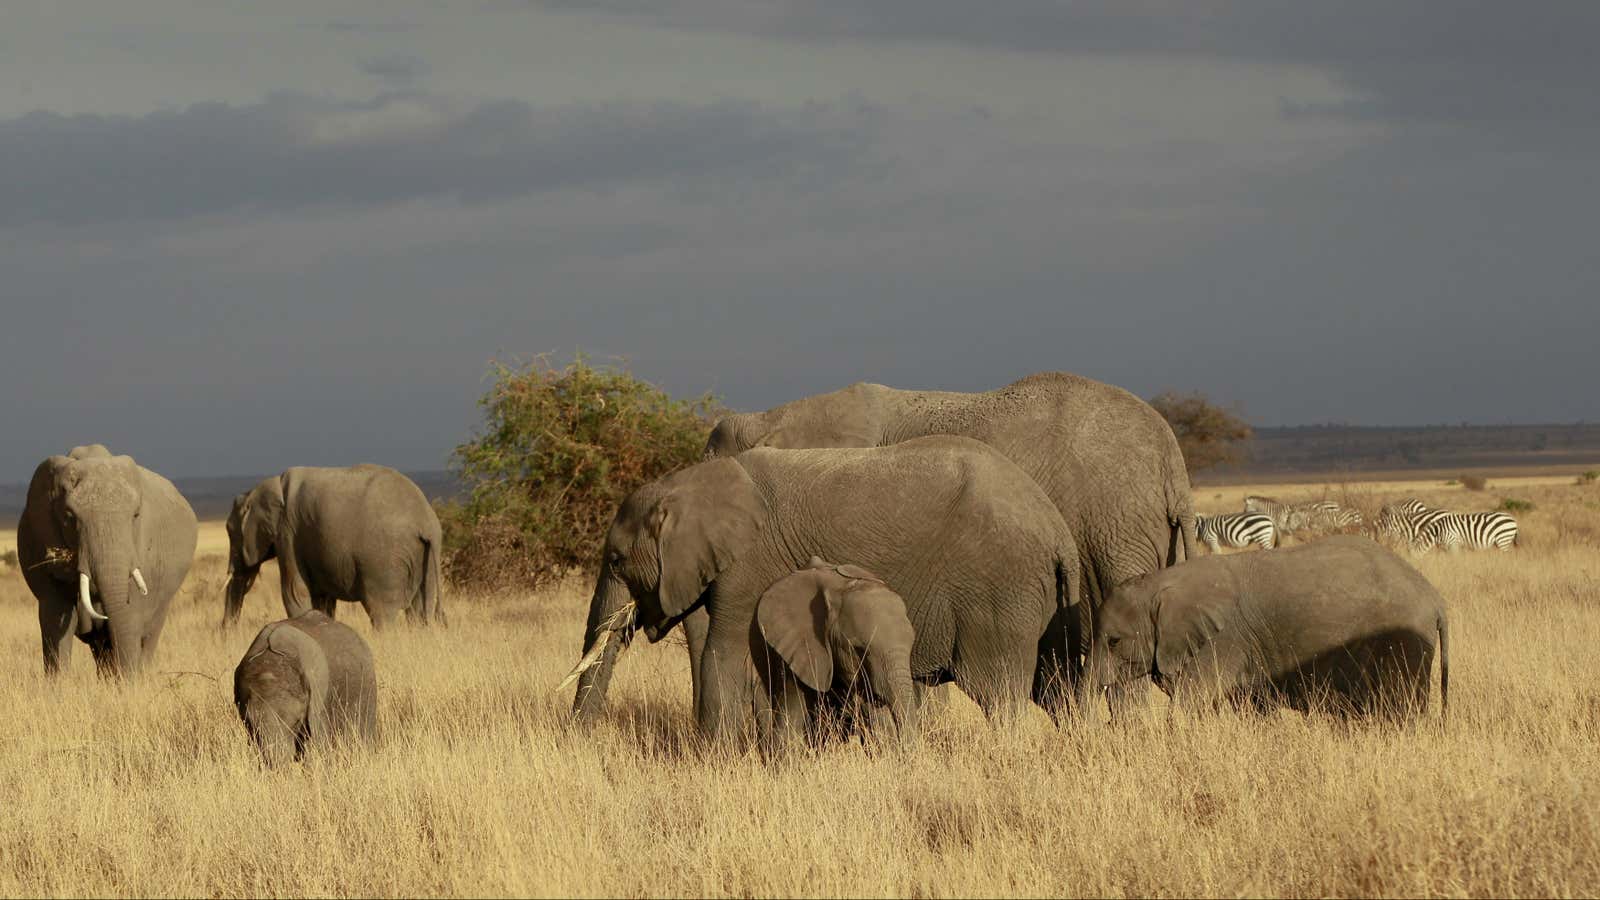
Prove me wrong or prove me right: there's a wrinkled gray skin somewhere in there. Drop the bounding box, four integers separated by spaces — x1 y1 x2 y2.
223 465 443 630
701 372 1196 712
18 444 198 677
756 558 918 749
234 610 378 765
573 435 1082 742
1088 536 1450 722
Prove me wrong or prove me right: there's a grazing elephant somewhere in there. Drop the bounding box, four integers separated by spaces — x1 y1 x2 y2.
223 464 443 630
1087 536 1449 722
17 444 198 676
234 610 378 765
571 435 1082 741
756 558 918 747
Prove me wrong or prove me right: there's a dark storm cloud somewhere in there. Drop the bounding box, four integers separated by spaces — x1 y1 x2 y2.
301 20 422 34
0 92 873 228
1 3 1597 481
529 1 1600 135
359 54 431 87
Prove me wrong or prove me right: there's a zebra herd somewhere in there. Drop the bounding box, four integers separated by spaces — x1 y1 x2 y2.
1374 498 1519 553
1196 495 1365 552
1197 494 1519 555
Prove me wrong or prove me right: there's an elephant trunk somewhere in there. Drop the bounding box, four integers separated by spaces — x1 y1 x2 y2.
223 565 259 627
884 650 918 743
243 695 305 766
570 567 634 722
1078 646 1109 717
81 529 142 677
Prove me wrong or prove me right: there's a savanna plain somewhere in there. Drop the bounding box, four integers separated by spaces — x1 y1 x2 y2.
1 475 1597 897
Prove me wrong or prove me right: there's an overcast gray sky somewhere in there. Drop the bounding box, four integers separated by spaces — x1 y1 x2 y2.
3 1 1597 478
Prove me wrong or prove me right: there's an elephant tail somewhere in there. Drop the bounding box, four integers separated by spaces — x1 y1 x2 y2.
1057 549 1086 683
1436 608 1449 721
421 533 445 626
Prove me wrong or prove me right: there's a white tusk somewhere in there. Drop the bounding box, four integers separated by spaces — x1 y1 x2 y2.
131 568 148 596
78 573 109 623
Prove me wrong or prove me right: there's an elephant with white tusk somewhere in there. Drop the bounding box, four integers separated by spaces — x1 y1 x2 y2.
571 436 1083 742
17 444 198 677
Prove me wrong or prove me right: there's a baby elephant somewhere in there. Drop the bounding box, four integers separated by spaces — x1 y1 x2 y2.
1089 535 1449 722
234 610 377 764
756 557 918 747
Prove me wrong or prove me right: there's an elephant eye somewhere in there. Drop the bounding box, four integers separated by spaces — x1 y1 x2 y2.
1107 636 1122 649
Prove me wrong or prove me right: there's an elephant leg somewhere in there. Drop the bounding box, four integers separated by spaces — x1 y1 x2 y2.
1032 605 1081 724
682 606 710 715
914 682 951 721
279 563 313 617
696 617 758 743
364 599 401 632
36 589 76 675
767 680 810 756
87 631 118 676
953 643 1034 726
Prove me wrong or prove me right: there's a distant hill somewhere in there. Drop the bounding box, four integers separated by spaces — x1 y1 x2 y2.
0 469 464 528
6 425 1600 525
1201 423 1600 483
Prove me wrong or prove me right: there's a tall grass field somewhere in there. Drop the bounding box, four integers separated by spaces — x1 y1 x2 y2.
1 475 1596 897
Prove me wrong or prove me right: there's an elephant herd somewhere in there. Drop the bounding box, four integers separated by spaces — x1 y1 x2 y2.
17 449 437 760
13 371 1452 764
568 371 1451 746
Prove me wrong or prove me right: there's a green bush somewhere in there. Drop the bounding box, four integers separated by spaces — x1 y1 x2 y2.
1499 498 1535 514
1459 475 1487 491
1 549 16 569
1578 470 1599 485
441 354 723 590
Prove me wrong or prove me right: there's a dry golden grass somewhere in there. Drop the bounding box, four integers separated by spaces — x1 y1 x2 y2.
2 477 1599 897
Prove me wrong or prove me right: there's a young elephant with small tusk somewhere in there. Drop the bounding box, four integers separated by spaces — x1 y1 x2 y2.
234 610 378 765
756 557 918 748
1088 535 1449 722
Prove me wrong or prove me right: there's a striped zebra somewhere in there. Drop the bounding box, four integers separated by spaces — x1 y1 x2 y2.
1244 496 1362 537
1420 511 1519 552
1304 500 1364 531
1395 498 1432 515
1374 505 1450 550
1197 512 1276 552
1243 495 1300 534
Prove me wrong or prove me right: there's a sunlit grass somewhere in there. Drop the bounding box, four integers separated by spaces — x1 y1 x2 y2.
1 477 1596 897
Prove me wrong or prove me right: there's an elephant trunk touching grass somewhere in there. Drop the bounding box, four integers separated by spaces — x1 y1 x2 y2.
569 564 636 722
571 438 1082 742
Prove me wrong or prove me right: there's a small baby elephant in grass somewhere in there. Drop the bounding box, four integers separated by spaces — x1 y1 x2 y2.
756 557 918 749
234 610 377 764
1089 535 1449 723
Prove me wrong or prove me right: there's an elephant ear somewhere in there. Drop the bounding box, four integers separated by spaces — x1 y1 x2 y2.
757 571 835 692
1153 590 1227 682
286 629 332 742
654 459 765 619
237 479 284 567
834 563 884 584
